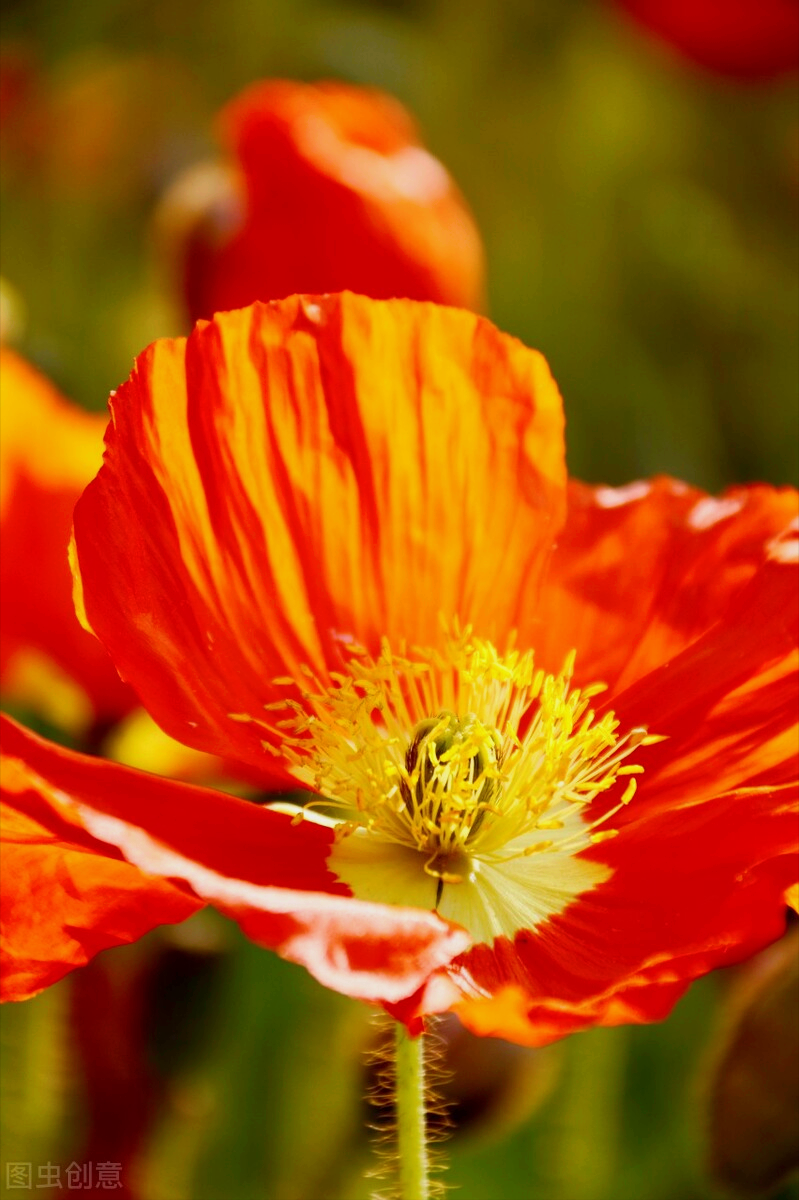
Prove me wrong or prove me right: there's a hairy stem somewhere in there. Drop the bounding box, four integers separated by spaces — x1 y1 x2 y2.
394 1022 430 1200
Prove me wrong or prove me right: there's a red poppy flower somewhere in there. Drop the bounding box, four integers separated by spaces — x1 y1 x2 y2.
4 295 796 1047
616 0 799 80
158 80 484 324
0 348 132 728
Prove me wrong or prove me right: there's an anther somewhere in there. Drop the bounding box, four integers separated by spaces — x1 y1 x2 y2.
401 711 502 852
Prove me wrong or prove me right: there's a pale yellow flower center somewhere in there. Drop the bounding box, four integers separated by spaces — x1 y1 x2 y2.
233 625 661 944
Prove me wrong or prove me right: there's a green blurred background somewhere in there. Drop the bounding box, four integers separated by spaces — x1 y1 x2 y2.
1 0 797 1197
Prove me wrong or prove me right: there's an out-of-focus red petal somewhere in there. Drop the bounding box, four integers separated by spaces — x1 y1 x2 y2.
1 716 469 1007
0 348 133 723
72 295 566 781
616 0 799 80
533 478 798 693
166 80 484 323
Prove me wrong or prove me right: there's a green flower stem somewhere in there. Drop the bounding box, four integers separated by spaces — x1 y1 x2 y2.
394 1022 430 1200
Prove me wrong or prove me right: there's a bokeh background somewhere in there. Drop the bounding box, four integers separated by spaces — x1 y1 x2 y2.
1 0 797 1198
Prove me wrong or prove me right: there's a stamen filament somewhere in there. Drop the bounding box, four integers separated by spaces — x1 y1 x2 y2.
235 625 661 906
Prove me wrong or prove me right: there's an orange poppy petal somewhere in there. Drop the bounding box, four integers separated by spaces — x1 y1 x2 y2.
1 716 470 1007
0 348 132 723
165 80 484 323
72 295 566 779
1 728 202 1003
449 777 797 1045
451 978 695 1047
533 477 798 694
1 789 200 1003
439 539 799 1045
603 525 798 814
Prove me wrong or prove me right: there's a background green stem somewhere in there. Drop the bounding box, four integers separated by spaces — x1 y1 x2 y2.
394 1022 430 1200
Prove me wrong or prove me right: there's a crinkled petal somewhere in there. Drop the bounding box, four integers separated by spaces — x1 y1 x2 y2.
72 295 566 781
1 726 201 1002
441 542 799 1044
446 776 797 1044
1 716 469 1006
532 477 798 693
604 523 799 815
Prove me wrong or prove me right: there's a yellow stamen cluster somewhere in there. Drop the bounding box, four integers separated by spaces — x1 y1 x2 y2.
235 625 661 887
399 709 501 878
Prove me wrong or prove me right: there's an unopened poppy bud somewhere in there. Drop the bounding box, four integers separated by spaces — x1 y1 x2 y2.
155 79 485 324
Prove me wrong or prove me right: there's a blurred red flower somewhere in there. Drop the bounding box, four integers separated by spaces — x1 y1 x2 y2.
0 49 201 202
616 0 799 80
0 348 132 730
158 80 484 323
3 295 797 1046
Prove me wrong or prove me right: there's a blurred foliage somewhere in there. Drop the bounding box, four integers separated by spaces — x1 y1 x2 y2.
4 929 798 1200
1 0 797 1197
1 0 797 490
